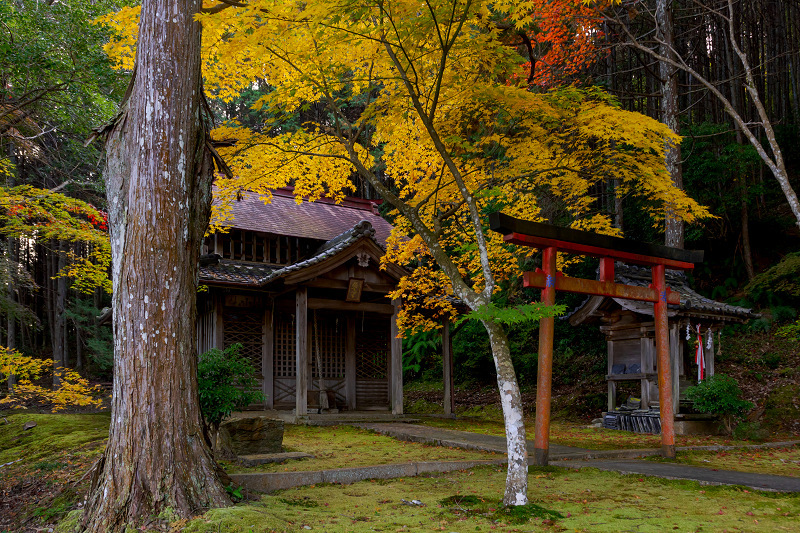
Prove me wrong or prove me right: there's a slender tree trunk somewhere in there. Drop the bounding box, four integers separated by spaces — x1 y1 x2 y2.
657 0 683 249
75 293 83 371
741 191 755 280
482 319 527 506
80 0 230 530
7 237 17 391
5 142 17 390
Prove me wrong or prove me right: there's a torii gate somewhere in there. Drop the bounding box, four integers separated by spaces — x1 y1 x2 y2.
489 212 704 465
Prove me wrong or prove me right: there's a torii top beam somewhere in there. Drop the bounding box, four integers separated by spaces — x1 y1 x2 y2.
489 212 703 270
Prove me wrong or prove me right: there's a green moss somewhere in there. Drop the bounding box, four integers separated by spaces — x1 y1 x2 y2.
0 412 110 466
764 385 800 431
182 465 800 532
404 397 442 414
54 509 82 533
647 447 800 477
229 424 499 474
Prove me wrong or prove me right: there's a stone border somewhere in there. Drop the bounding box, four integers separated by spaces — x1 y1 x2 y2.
230 459 507 493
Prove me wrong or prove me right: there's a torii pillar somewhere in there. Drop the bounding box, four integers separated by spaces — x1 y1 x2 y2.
490 212 703 465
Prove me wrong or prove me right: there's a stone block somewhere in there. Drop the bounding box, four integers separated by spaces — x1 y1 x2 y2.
217 416 284 456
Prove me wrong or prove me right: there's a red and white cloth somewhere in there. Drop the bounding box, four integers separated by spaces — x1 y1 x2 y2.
695 324 705 381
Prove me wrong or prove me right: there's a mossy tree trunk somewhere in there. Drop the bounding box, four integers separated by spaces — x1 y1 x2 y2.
80 0 230 530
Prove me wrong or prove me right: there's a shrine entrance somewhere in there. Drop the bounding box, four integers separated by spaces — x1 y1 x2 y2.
490 212 703 465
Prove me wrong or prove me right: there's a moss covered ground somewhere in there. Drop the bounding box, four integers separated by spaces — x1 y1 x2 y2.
0 412 110 532
225 424 501 474
180 465 800 532
4 412 799 532
647 447 800 477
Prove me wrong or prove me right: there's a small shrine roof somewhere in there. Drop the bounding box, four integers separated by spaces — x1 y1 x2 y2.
568 264 758 324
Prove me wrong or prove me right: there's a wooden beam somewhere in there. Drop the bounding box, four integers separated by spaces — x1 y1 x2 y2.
442 320 453 416
213 293 223 349
523 271 681 304
490 212 703 268
307 298 394 315
264 306 274 409
296 287 308 416
304 278 397 293
390 298 403 415
346 314 356 411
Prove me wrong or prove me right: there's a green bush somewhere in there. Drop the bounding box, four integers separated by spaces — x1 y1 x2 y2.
685 374 753 434
763 384 800 432
198 344 265 435
731 421 766 442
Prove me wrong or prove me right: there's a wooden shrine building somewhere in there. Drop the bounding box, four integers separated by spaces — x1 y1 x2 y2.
568 264 757 424
196 188 406 416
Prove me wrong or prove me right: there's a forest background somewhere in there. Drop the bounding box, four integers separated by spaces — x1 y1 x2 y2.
0 0 799 436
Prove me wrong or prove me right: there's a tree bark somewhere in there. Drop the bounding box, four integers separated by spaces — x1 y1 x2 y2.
657 0 684 249
482 319 528 506
80 0 230 530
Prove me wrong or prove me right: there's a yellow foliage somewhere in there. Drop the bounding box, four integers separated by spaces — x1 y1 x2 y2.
95 0 712 334
0 347 104 411
0 185 111 295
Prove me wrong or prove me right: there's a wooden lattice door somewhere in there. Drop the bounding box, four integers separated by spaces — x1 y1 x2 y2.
355 315 389 409
222 308 265 407
308 311 346 408
272 313 296 408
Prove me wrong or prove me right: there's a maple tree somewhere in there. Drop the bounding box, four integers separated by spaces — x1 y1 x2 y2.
0 346 103 410
511 0 607 88
97 0 709 506
0 185 111 295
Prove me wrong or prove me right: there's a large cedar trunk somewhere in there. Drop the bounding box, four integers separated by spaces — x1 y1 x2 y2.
80 0 230 530
482 319 528 506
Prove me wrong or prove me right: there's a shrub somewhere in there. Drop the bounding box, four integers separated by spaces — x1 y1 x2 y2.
685 374 753 434
198 344 265 437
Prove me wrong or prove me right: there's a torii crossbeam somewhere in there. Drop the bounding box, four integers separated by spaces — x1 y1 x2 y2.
489 212 704 465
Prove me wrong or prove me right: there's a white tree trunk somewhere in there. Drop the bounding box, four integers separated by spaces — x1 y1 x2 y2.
483 319 528 506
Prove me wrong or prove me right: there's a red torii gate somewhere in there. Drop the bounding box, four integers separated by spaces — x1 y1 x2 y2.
490 213 704 465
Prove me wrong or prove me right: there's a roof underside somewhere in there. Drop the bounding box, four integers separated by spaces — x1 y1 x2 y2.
200 220 400 287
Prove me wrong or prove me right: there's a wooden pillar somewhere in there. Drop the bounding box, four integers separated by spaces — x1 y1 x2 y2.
706 328 715 377
640 333 653 409
670 325 680 415
213 293 223 349
390 298 403 415
534 246 557 466
264 305 274 409
442 319 455 416
653 264 676 458
213 233 221 255
607 338 615 412
346 314 356 411
296 287 308 416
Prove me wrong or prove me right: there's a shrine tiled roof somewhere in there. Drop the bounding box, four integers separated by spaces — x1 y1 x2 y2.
200 220 379 287
613 264 757 319
567 263 758 323
214 188 393 244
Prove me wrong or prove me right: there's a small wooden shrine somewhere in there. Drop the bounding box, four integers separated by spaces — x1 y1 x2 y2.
568 264 757 420
490 212 704 463
196 188 406 415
